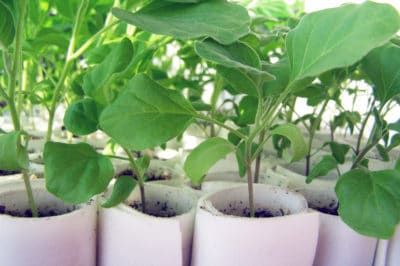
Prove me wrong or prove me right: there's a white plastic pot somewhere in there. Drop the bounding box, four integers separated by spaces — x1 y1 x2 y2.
273 166 378 266
386 225 400 266
0 179 97 266
191 184 319 266
98 183 198 266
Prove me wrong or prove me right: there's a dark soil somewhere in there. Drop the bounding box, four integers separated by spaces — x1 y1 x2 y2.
0 170 21 176
310 199 339 216
116 169 172 182
217 201 285 218
130 201 177 218
0 204 77 218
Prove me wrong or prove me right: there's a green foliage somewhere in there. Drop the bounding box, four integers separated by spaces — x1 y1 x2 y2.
102 175 137 208
336 169 400 238
234 96 258 126
64 98 102 135
270 123 307 162
100 73 195 150
0 1 15 49
83 38 134 105
0 131 29 171
112 1 250 45
44 142 115 204
362 43 400 104
184 137 235 185
287 1 400 81
307 155 338 183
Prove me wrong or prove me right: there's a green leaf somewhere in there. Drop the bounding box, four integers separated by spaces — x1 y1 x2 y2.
44 142 115 204
270 123 307 162
362 43 400 104
307 155 338 183
100 73 195 150
112 1 250 45
184 137 235 185
327 142 350 164
234 96 257 126
0 1 15 49
287 1 400 81
194 39 274 80
262 59 290 96
136 154 150 178
388 122 400 132
376 144 390 162
63 98 102 136
216 66 258 96
0 131 29 171
83 38 134 105
336 169 400 238
395 158 400 171
102 175 137 208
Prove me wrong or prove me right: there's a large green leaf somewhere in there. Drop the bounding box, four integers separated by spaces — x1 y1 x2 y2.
194 39 274 80
64 98 102 136
0 1 15 49
83 38 134 105
361 43 400 104
270 123 307 162
184 137 235 185
44 142 115 204
0 131 29 171
99 73 195 150
112 1 250 45
336 169 400 238
216 66 258 96
287 1 400 81
102 175 137 208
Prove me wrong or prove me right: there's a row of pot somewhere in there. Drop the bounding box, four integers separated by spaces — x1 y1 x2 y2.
1 170 398 266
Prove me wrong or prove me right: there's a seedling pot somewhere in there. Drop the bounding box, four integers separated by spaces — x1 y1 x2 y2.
98 183 198 266
274 166 378 266
191 184 319 266
0 179 97 266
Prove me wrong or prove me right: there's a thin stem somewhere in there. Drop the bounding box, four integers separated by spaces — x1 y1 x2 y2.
254 129 265 183
123 147 146 213
245 141 255 217
70 21 120 60
356 99 375 155
46 0 89 141
195 113 247 140
22 170 38 217
7 0 28 131
306 98 330 176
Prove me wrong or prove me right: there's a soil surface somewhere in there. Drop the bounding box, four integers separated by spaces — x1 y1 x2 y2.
0 170 21 176
0 204 77 218
217 201 285 218
130 201 177 218
313 205 339 216
116 169 172 182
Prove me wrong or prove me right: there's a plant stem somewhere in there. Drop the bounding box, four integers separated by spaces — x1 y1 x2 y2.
196 113 247 140
254 130 265 183
7 0 28 131
123 147 146 213
22 170 38 217
355 99 375 155
306 98 330 175
46 0 89 141
245 141 255 217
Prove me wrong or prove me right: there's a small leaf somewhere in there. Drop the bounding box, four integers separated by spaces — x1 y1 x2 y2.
336 169 400 238
395 158 400 171
112 1 250 45
83 38 134 105
388 122 400 132
287 1 400 81
100 73 195 150
195 39 274 80
306 155 338 183
270 123 307 162
327 142 350 164
0 131 29 171
44 142 115 204
63 98 102 135
184 137 235 185
102 175 137 208
0 1 15 49
136 154 150 178
216 66 258 96
234 96 258 126
376 144 390 162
